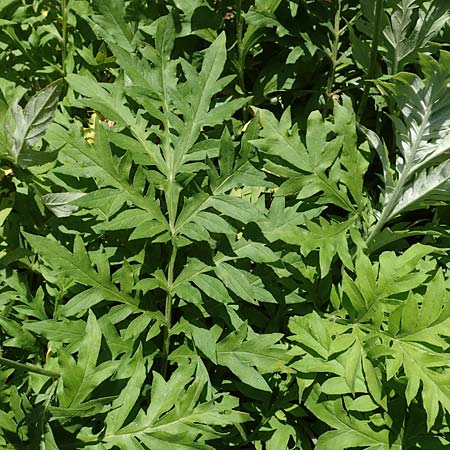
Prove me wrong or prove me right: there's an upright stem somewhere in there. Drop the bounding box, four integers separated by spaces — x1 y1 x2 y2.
236 0 245 94
235 0 249 122
325 0 342 114
158 36 179 378
357 0 384 119
161 237 177 379
61 0 68 76
160 144 178 380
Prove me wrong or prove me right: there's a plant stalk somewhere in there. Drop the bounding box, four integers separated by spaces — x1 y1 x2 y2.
61 0 68 76
324 0 342 115
158 41 179 379
0 355 60 379
161 238 178 379
357 0 384 119
236 0 245 94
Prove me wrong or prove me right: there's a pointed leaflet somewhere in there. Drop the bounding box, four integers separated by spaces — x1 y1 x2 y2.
174 193 210 234
23 319 85 344
306 388 402 450
383 271 450 429
103 363 249 448
218 127 234 177
9 80 61 166
216 323 289 391
251 107 309 171
377 243 438 297
265 217 354 278
105 346 146 434
171 32 247 172
42 192 86 218
58 311 117 408
24 233 160 318
389 161 450 218
332 96 368 209
398 340 450 430
207 195 263 223
338 245 436 322
383 0 450 74
252 99 359 212
212 124 273 195
51 121 168 226
67 74 136 127
68 72 167 173
214 263 256 304
192 274 233 304
92 0 135 52
289 312 332 360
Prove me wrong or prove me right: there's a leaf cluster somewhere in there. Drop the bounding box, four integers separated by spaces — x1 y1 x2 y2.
0 1 450 449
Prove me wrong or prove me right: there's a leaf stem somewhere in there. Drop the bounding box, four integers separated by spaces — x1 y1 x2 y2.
61 0 68 76
161 238 177 379
236 0 245 94
324 0 342 114
357 0 384 119
158 32 179 379
0 355 60 379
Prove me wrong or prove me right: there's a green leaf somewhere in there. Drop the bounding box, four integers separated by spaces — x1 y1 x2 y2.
24 233 161 320
192 274 232 304
92 0 135 52
214 263 256 305
266 217 353 277
307 388 402 450
383 0 450 74
103 363 249 448
58 311 117 408
217 323 288 391
253 100 362 212
23 319 85 344
105 346 146 433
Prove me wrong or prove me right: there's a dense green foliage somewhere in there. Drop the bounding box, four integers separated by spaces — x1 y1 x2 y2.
1 0 450 448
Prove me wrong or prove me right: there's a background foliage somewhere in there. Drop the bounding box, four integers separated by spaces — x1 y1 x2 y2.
1 0 450 448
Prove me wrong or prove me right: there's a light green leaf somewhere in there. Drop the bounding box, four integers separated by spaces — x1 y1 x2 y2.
24 319 85 343
42 192 86 217
9 80 62 166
